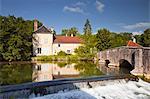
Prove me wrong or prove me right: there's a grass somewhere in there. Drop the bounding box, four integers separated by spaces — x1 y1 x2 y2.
32 55 93 62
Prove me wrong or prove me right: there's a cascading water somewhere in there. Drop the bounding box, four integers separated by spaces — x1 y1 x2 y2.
32 79 150 99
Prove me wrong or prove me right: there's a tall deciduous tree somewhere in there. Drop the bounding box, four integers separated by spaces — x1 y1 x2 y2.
96 28 111 51
83 19 92 35
0 15 42 61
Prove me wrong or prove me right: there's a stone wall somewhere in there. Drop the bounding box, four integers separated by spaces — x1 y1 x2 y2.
97 46 150 76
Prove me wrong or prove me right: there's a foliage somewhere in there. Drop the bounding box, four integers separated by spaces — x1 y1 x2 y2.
0 15 42 61
96 28 112 51
133 28 150 47
142 28 150 47
75 35 97 59
57 62 68 67
57 51 67 56
110 32 132 48
134 34 144 46
32 55 83 62
83 19 92 35
61 27 78 36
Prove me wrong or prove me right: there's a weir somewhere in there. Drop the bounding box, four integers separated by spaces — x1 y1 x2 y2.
0 75 138 98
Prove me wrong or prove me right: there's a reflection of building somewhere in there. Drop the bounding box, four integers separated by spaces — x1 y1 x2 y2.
32 20 82 56
32 63 80 82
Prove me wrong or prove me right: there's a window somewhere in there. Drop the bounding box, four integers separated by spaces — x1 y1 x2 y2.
37 48 41 54
58 44 60 47
67 50 71 53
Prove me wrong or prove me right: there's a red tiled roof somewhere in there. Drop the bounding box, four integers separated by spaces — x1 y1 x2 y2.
127 40 142 47
54 36 83 43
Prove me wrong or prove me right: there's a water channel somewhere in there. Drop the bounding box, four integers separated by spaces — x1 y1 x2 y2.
0 61 134 86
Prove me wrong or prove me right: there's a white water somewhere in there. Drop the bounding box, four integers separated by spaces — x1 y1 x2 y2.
32 79 150 99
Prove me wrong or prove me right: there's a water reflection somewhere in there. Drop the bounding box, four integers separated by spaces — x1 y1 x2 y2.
32 63 80 82
0 61 146 86
0 63 32 86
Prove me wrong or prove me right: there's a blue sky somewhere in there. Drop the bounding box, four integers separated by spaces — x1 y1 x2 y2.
0 0 150 34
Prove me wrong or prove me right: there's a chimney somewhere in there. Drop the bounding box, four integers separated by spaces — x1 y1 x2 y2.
34 19 38 31
50 27 54 33
133 38 136 43
132 36 136 43
71 34 74 37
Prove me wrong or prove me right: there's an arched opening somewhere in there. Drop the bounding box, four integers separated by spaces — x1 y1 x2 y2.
119 59 134 74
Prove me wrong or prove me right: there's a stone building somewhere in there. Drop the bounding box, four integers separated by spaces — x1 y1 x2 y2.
32 20 82 56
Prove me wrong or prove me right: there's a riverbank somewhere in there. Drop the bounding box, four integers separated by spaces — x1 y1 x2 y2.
32 55 94 62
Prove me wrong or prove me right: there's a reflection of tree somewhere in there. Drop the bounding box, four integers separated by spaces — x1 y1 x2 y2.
57 62 72 68
74 62 103 77
0 63 32 86
57 62 68 68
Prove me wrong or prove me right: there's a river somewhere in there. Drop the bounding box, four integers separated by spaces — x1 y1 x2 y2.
0 61 132 86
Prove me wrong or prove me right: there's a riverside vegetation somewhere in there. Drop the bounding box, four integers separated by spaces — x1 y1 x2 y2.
0 16 150 61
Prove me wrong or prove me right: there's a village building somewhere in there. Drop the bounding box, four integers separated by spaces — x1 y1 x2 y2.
32 20 82 56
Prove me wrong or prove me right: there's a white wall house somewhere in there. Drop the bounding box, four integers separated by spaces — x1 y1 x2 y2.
32 20 82 56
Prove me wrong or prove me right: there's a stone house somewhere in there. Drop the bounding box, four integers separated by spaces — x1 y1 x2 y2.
32 20 82 56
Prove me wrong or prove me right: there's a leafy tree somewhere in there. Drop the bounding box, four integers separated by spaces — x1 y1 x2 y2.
83 19 92 35
143 28 150 47
96 28 111 51
110 32 132 48
134 34 144 46
57 51 67 56
75 35 97 59
0 15 42 61
61 27 78 36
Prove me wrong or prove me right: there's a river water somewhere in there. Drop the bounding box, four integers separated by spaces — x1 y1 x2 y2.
0 61 132 86
0 61 150 99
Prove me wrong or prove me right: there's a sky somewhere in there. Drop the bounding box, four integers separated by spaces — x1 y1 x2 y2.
0 0 150 34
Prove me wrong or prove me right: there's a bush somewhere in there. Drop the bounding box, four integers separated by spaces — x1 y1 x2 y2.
57 51 67 56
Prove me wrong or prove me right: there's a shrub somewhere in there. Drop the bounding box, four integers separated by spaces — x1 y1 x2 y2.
57 51 67 56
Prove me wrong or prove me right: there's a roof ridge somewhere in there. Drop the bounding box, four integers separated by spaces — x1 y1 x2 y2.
34 25 52 33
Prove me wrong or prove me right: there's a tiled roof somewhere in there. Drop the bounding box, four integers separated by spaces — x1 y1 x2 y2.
54 36 83 43
34 25 51 33
127 40 142 47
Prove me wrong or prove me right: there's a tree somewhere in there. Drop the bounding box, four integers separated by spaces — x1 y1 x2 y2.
83 19 92 35
96 28 111 51
110 32 132 48
0 15 42 61
61 27 78 36
143 28 150 47
75 34 97 59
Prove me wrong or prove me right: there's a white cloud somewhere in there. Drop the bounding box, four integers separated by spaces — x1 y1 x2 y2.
63 6 84 13
123 22 150 30
132 31 143 35
74 2 86 6
96 0 105 13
